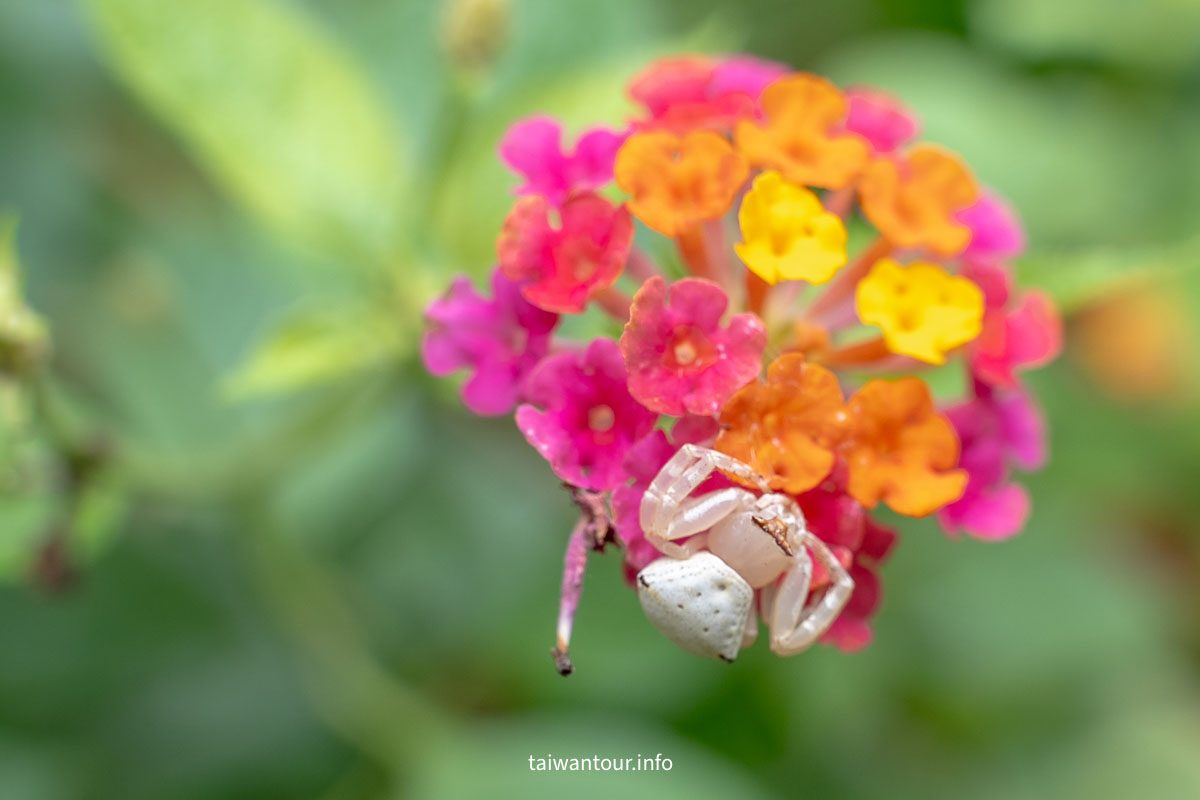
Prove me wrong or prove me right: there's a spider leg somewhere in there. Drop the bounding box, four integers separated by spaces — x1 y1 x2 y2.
640 445 707 538
646 445 770 535
681 445 773 493
656 488 758 557
767 532 854 656
741 599 759 649
640 446 764 558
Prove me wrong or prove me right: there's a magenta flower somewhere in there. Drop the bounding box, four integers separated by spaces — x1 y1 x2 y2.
421 268 558 416
497 192 634 314
515 339 657 491
620 276 767 416
498 115 627 208
965 262 1062 388
844 88 918 154
709 56 790 100
957 190 1026 261
610 416 723 583
798 473 898 652
939 385 1048 541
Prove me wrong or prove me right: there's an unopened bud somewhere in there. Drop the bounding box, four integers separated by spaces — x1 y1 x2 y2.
440 0 509 74
0 219 50 375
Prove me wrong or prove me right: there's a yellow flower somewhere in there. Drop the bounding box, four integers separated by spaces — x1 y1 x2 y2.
856 259 983 364
734 171 847 285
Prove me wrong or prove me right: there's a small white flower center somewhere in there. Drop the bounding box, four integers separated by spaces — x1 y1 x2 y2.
673 339 698 366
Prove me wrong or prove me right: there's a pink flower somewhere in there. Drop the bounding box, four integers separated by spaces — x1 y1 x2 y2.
629 56 713 119
628 54 788 133
498 115 627 207
799 472 898 652
620 276 767 416
516 339 657 491
496 192 633 314
939 385 1048 541
957 190 1026 261
610 416 723 583
709 56 790 100
421 268 558 416
844 88 918 154
965 262 1062 388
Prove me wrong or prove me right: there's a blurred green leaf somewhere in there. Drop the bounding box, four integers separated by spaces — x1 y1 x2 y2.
223 302 405 399
1017 234 1200 312
821 35 1180 248
71 477 128 562
972 0 1200 73
0 494 55 581
83 0 408 268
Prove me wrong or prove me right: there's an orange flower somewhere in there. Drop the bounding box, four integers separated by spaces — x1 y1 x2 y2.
715 354 847 494
858 145 978 256
734 74 869 190
614 130 748 237
843 378 967 517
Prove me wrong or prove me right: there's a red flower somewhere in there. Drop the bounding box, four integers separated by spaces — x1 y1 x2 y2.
497 192 633 313
798 474 898 652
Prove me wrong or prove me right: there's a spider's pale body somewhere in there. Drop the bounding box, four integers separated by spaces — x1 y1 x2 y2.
636 444 853 660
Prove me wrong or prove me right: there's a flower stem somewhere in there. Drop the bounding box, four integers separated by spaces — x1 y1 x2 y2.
745 269 771 316
552 518 589 676
821 335 892 367
807 236 892 322
625 246 663 285
593 286 632 321
824 185 855 219
702 218 734 292
675 224 712 280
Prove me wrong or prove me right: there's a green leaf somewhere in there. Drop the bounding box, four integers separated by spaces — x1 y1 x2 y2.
222 302 406 399
1017 234 1200 312
83 0 408 268
972 0 1200 73
0 494 55 581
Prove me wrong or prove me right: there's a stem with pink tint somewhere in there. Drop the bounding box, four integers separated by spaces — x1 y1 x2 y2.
763 279 810 333
701 218 735 293
675 224 713 281
625 246 663 285
820 335 891 368
593 286 632 321
675 219 733 286
806 236 892 322
745 270 771 316
817 299 861 334
551 518 589 676
820 335 931 372
824 185 855 219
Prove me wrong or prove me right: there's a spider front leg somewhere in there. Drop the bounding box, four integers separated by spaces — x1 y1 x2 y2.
766 531 854 656
639 445 768 558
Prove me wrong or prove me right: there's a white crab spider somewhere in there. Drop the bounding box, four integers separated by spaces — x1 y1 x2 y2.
635 444 853 661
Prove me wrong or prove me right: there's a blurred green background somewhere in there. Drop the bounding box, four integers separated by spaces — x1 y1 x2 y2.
2 0 1200 797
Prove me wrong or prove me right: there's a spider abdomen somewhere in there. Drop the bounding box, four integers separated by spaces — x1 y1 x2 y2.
636 552 754 662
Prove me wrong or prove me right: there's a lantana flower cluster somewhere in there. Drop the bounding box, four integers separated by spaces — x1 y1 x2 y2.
422 54 1061 668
